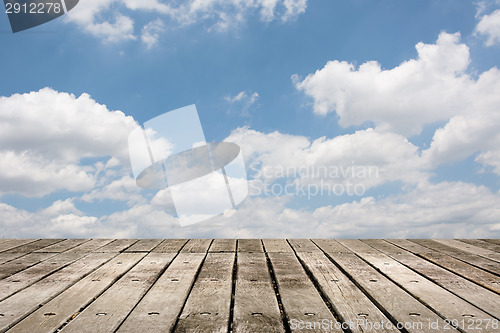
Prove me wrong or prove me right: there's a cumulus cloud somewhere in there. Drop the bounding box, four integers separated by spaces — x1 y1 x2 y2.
0 88 138 197
294 32 479 136
295 32 500 175
476 9 500 46
66 0 308 44
6 179 500 238
1 80 499 238
227 127 426 191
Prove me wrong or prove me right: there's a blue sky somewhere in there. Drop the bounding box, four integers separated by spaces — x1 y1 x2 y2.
1 0 500 238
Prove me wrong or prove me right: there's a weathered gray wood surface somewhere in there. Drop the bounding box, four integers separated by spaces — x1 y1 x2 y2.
338 239 498 333
233 252 285 333
268 251 342 332
0 239 498 333
315 239 458 333
60 253 175 333
175 252 235 332
7 253 145 333
363 239 500 319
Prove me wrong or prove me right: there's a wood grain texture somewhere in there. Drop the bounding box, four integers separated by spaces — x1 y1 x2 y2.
95 239 139 253
117 253 206 333
0 252 116 333
209 239 237 252
316 240 457 333
339 239 498 333
181 239 212 253
262 239 293 253
387 239 500 294
363 239 500 319
123 239 163 253
268 251 342 333
458 239 500 253
0 238 498 332
4 239 64 253
410 239 500 275
237 239 264 253
233 252 285 333
152 239 188 253
59 253 175 333
175 252 235 333
33 239 89 253
0 240 38 253
296 251 399 333
434 239 500 263
7 252 145 333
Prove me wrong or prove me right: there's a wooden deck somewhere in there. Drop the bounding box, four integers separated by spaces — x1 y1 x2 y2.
0 239 499 333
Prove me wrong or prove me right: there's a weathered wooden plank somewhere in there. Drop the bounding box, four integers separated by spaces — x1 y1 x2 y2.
4 239 64 253
66 239 115 254
123 239 163 252
268 252 342 333
339 239 498 333
434 239 500 263
237 239 263 253
458 239 500 253
233 252 284 333
287 239 322 253
387 239 500 294
180 239 212 253
483 239 500 245
0 251 97 301
363 239 500 319
117 253 206 333
7 252 145 333
0 252 116 332
93 239 138 252
0 252 56 280
312 239 351 253
410 239 500 275
296 251 399 333
152 239 188 253
0 253 25 266
209 239 237 252
262 239 293 253
316 240 458 333
33 239 89 253
59 253 176 333
0 240 37 253
175 252 235 333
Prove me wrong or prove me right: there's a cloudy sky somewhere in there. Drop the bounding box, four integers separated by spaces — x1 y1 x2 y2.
1 0 500 238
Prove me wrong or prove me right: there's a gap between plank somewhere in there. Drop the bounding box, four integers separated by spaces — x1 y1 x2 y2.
333 242 469 333
169 239 214 333
286 240 352 333
54 253 148 332
310 240 409 333
261 240 292 333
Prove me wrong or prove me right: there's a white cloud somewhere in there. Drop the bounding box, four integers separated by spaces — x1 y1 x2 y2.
227 127 426 190
81 175 144 205
0 88 138 197
6 179 500 238
85 14 136 43
294 32 477 136
65 0 136 43
141 19 165 49
66 0 308 43
1 81 500 238
295 31 500 175
476 9 500 46
225 90 259 116
421 66 500 169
